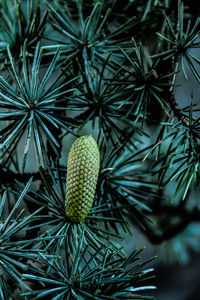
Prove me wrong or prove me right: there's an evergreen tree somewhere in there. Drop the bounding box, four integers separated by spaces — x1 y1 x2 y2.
0 0 200 298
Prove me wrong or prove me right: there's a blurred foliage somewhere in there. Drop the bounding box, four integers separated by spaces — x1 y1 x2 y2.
156 222 200 264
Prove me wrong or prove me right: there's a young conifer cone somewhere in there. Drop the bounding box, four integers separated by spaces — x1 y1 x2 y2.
65 135 100 223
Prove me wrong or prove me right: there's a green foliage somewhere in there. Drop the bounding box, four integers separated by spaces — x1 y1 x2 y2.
117 43 170 121
98 139 159 232
1 0 200 298
68 54 142 145
152 99 200 201
154 0 200 82
156 222 200 264
0 179 53 298
21 246 155 300
20 165 126 256
0 42 78 170
44 0 136 68
0 0 47 65
5 172 156 299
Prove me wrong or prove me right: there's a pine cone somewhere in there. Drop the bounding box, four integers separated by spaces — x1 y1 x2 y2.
65 135 100 223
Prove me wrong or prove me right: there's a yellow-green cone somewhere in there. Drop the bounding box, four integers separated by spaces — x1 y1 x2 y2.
65 135 100 223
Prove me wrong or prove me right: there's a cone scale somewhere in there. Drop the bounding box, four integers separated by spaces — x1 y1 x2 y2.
65 135 100 223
